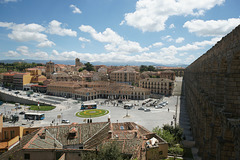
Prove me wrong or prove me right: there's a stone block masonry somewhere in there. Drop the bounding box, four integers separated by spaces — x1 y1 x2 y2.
184 25 240 159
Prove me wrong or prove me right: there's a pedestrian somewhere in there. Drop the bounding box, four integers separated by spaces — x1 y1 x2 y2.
168 108 169 112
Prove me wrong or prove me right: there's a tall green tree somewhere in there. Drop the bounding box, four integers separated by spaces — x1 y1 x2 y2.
147 65 155 71
140 65 148 72
84 62 95 71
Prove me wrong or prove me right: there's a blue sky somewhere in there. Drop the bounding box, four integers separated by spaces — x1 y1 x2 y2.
0 0 239 65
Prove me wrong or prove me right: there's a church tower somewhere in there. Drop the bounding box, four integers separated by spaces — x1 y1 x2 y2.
75 58 81 67
46 60 54 79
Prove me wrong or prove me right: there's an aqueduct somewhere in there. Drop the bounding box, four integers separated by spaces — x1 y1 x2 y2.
184 25 240 159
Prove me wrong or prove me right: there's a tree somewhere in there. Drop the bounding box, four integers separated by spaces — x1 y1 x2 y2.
84 62 95 71
140 65 148 72
153 126 175 147
97 141 123 160
78 68 84 72
147 65 155 71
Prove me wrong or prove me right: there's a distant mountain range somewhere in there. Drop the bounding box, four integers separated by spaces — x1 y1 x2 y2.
0 59 188 68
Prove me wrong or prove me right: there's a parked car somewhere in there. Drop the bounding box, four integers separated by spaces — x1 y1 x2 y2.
163 101 168 105
160 102 166 106
62 119 70 123
138 107 145 110
144 108 151 112
19 111 25 115
155 106 162 109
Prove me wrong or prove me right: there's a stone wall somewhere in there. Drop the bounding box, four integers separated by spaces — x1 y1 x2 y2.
184 25 240 159
0 91 46 105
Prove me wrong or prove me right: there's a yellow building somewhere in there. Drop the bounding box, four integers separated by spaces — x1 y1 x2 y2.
0 114 39 153
25 68 42 76
13 73 32 90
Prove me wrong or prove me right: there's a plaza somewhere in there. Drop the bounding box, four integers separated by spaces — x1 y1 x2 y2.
0 77 182 131
0 96 180 132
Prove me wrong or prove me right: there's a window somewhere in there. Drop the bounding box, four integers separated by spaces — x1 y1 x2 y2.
24 154 30 160
4 131 9 140
10 130 15 139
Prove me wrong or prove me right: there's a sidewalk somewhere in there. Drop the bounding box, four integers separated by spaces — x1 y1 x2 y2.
179 95 201 160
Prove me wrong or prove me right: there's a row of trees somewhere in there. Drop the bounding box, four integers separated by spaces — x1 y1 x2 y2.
0 62 43 73
139 65 156 72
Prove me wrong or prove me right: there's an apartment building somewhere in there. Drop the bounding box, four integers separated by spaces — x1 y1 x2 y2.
110 66 140 85
13 73 32 90
139 78 174 96
47 81 150 100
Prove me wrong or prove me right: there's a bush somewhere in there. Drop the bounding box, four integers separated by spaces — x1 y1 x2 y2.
162 124 183 143
152 126 175 147
168 145 183 155
97 141 123 160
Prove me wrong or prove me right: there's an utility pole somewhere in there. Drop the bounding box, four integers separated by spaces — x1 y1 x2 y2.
175 96 178 128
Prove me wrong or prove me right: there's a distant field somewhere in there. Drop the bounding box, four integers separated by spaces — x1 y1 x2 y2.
29 105 55 111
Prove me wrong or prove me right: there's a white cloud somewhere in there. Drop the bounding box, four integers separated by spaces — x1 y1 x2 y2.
79 37 91 42
162 35 173 42
81 44 85 49
37 40 56 48
47 20 77 37
183 18 240 37
0 22 55 48
5 50 20 57
124 0 225 32
0 22 47 42
119 20 125 26
79 25 148 53
150 42 163 48
184 55 196 64
169 24 175 29
16 46 29 56
52 50 60 56
176 37 184 43
49 49 181 65
70 4 82 14
13 46 49 59
0 0 18 3
179 52 188 56
33 51 48 59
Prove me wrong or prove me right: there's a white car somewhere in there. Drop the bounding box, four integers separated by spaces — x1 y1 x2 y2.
62 119 70 123
144 108 151 112
155 106 162 109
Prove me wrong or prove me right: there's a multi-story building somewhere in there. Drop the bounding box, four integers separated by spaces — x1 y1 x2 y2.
0 73 4 86
13 73 32 90
159 70 175 81
110 66 140 85
2 73 16 87
0 114 39 153
97 66 108 74
47 81 150 100
45 61 54 79
139 78 174 96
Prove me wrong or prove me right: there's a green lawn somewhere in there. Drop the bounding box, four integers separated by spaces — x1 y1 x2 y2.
76 109 109 118
29 105 56 111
